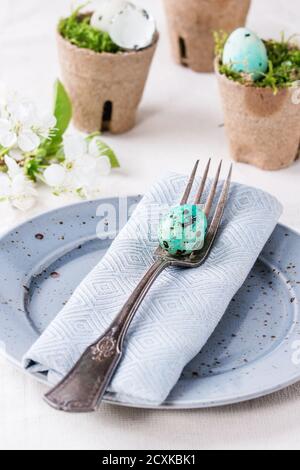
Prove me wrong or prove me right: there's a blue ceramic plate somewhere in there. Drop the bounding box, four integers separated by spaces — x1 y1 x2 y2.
0 196 300 409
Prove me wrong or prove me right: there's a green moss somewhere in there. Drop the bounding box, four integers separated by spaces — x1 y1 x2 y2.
215 31 300 93
58 6 120 54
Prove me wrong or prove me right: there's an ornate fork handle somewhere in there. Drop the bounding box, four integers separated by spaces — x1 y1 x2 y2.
44 258 171 413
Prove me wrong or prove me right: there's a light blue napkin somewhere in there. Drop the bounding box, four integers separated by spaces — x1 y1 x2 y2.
23 174 282 405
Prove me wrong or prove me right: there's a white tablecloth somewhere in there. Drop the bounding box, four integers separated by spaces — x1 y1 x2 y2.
0 0 300 450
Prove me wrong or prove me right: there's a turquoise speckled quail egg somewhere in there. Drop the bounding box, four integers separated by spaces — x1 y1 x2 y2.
223 28 269 81
90 0 128 33
109 2 156 50
158 205 208 256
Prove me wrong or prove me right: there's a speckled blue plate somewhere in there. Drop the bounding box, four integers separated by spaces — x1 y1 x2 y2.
0 197 300 409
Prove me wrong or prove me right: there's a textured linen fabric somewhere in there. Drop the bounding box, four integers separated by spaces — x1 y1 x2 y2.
23 174 282 405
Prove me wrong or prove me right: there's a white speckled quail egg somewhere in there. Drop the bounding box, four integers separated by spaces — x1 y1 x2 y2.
90 0 127 33
223 28 269 81
109 2 156 50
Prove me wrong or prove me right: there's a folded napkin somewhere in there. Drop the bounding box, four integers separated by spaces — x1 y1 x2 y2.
24 173 282 405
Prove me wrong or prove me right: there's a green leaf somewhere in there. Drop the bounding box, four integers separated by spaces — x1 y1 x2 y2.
44 80 72 156
97 140 120 168
52 80 72 143
86 131 101 141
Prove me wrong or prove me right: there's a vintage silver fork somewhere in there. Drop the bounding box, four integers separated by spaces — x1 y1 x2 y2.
44 159 232 412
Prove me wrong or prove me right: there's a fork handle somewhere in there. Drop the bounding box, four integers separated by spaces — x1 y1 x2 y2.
44 258 171 413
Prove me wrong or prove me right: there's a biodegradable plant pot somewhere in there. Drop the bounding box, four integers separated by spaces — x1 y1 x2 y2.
163 0 251 73
216 63 300 171
57 32 158 134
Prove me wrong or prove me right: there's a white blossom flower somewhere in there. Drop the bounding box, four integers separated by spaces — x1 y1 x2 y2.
63 134 88 161
44 164 67 188
0 173 11 199
35 112 57 139
88 137 113 176
44 134 112 198
8 148 24 162
0 93 56 154
0 85 119 212
10 173 37 211
5 155 21 178
1 156 37 211
0 119 17 148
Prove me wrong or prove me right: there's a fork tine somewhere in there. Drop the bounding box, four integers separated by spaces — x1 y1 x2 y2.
208 164 233 234
204 160 222 217
193 164 232 265
180 160 199 205
194 158 211 205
